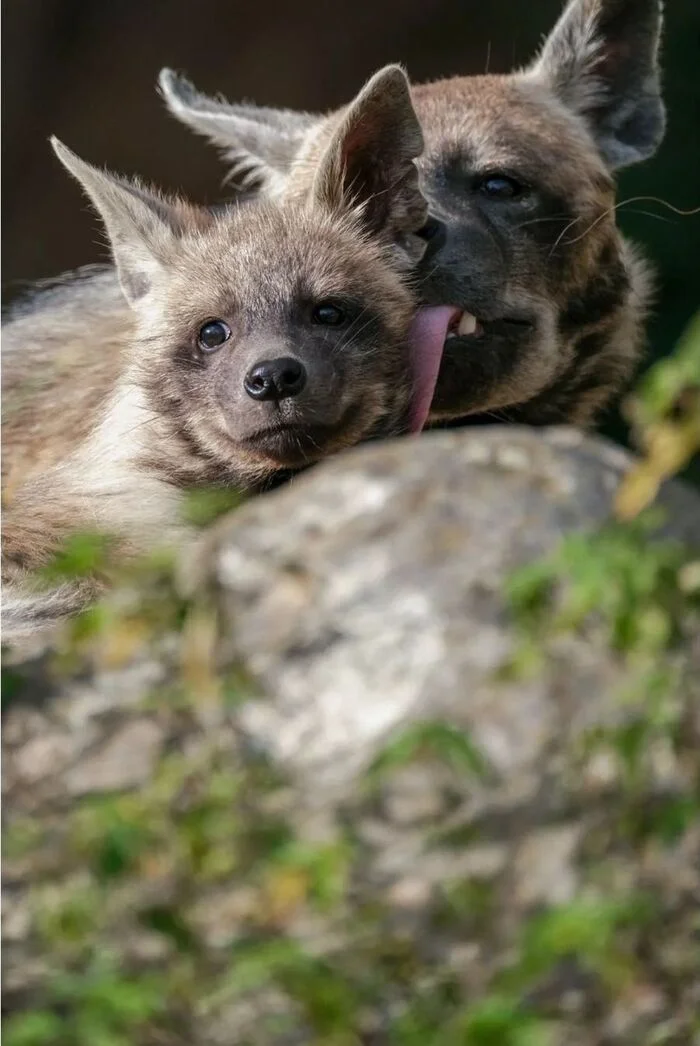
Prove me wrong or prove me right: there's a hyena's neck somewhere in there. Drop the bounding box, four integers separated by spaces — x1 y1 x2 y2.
503 234 653 428
68 381 188 540
3 369 188 584
2 268 131 481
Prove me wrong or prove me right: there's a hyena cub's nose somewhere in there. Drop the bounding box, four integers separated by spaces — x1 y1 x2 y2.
244 357 307 402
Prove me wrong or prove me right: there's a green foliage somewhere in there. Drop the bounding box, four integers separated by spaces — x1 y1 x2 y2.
617 310 700 513
180 485 246 528
388 894 655 1045
507 311 699 667
37 884 105 955
4 958 165 1046
70 749 246 889
4 1011 64 1046
203 938 363 1040
366 720 490 785
389 983 554 1046
76 796 157 881
507 514 696 658
431 877 496 932
264 838 353 911
446 997 553 1046
507 495 698 798
633 311 700 425
38 531 117 583
619 793 699 847
1 665 25 708
515 895 654 987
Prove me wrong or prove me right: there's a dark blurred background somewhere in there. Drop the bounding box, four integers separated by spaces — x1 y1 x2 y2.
3 0 699 448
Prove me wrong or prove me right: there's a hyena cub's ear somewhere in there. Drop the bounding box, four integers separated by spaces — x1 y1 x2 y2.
528 0 665 169
51 137 204 305
158 68 319 193
309 65 428 261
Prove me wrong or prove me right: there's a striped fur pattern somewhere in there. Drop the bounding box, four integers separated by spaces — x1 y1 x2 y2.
161 0 666 428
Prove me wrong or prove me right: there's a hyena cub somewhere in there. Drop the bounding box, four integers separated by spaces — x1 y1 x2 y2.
2 65 433 637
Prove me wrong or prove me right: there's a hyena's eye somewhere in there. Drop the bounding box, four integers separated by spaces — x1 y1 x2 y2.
475 174 525 200
312 300 349 327
198 320 231 352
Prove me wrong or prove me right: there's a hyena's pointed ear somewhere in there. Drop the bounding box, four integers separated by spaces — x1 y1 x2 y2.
51 137 189 305
158 68 318 192
528 0 665 169
311 65 428 259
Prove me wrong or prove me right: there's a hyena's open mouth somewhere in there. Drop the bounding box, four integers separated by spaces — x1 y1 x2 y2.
408 305 539 426
405 305 539 426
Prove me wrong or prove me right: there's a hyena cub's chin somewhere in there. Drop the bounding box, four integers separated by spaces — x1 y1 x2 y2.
161 0 666 428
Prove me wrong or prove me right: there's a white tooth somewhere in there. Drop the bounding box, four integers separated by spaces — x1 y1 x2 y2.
457 312 478 337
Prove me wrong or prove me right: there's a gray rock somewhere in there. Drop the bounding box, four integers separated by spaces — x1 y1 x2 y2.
195 426 699 792
3 426 699 1045
64 718 163 796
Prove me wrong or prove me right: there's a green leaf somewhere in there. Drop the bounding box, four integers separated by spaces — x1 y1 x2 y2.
39 531 116 582
367 721 490 783
181 486 245 527
4 1011 64 1046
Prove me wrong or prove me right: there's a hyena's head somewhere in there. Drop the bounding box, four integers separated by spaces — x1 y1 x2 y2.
160 0 665 427
52 67 433 488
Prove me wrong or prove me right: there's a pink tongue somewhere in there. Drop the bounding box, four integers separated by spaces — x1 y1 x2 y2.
408 306 460 433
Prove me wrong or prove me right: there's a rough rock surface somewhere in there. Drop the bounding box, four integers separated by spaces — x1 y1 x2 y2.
198 426 698 791
3 427 699 1045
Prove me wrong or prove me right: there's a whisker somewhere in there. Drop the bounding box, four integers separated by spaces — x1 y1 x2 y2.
612 195 700 217
335 312 377 355
549 195 700 256
617 209 677 225
515 214 579 229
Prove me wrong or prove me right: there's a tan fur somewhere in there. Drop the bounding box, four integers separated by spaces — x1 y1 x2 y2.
2 67 429 639
279 75 656 425
160 0 666 429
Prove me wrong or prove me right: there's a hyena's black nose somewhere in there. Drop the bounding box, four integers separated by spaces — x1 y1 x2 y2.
416 215 447 263
244 357 307 401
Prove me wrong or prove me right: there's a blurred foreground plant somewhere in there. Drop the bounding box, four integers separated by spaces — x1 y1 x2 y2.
616 310 700 519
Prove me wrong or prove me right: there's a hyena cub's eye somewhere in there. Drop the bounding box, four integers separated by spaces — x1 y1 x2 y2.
312 300 349 327
198 320 231 352
475 174 525 200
